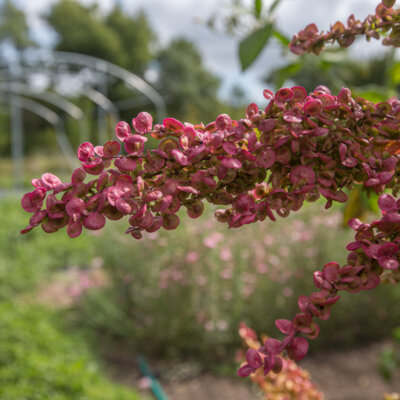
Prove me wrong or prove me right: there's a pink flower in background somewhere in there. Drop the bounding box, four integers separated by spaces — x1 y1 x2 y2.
217 320 228 331
203 231 224 248
80 275 92 289
282 287 294 297
242 285 255 298
146 231 159 241
171 270 184 282
219 247 232 261
158 280 168 289
204 321 215 331
323 213 341 227
264 235 275 246
220 269 233 280
138 377 152 390
186 251 199 263
278 246 290 257
68 285 82 297
306 247 317 258
196 275 207 286
269 255 280 267
91 257 104 269
256 263 269 274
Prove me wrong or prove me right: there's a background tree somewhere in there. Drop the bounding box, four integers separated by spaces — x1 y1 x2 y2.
46 0 126 67
155 38 223 122
105 6 155 75
0 0 33 50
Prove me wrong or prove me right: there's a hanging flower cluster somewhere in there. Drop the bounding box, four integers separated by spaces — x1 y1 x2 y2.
290 0 400 55
21 85 400 239
237 322 323 399
20 84 400 377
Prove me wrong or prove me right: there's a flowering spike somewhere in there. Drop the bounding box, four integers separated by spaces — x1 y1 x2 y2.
19 84 400 382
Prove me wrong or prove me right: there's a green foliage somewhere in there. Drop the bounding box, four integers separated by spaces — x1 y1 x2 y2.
105 7 155 74
0 0 33 50
47 0 155 74
268 0 283 13
46 0 126 66
266 47 397 94
254 0 262 19
156 38 223 122
379 327 400 381
0 197 145 399
0 196 97 298
0 301 143 400
239 21 273 71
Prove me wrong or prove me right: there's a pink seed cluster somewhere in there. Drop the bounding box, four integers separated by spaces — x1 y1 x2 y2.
21 86 400 238
238 322 323 399
20 85 400 377
290 0 399 55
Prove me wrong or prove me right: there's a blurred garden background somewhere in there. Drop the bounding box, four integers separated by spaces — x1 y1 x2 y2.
1 0 400 399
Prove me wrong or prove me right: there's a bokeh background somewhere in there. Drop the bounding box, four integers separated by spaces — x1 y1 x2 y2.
1 0 400 399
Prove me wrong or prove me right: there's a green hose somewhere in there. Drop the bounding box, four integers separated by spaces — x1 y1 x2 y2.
137 354 170 400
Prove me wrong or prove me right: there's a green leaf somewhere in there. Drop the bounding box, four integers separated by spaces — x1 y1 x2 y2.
389 61 400 87
272 29 290 46
270 61 301 88
353 86 397 103
239 22 273 71
269 0 282 13
254 0 262 19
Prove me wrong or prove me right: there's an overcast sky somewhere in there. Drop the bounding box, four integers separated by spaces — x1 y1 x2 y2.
15 0 383 103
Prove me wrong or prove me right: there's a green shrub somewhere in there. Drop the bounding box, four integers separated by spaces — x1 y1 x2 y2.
0 196 97 298
0 301 143 400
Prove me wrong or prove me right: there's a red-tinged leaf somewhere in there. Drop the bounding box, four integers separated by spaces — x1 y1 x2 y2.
385 140 400 155
263 89 274 100
41 173 61 189
306 322 320 339
222 157 242 169
264 338 281 354
237 364 255 377
293 313 313 331
272 356 283 373
103 140 121 157
67 220 82 238
246 349 262 368
115 157 137 172
378 194 398 212
83 213 106 230
322 262 340 282
297 295 310 313
348 218 363 230
163 117 184 133
216 113 232 131
77 142 94 162
287 337 309 361
72 167 86 186
275 319 294 335
132 111 153 133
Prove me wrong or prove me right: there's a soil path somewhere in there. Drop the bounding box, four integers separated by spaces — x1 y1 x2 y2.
106 341 400 400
